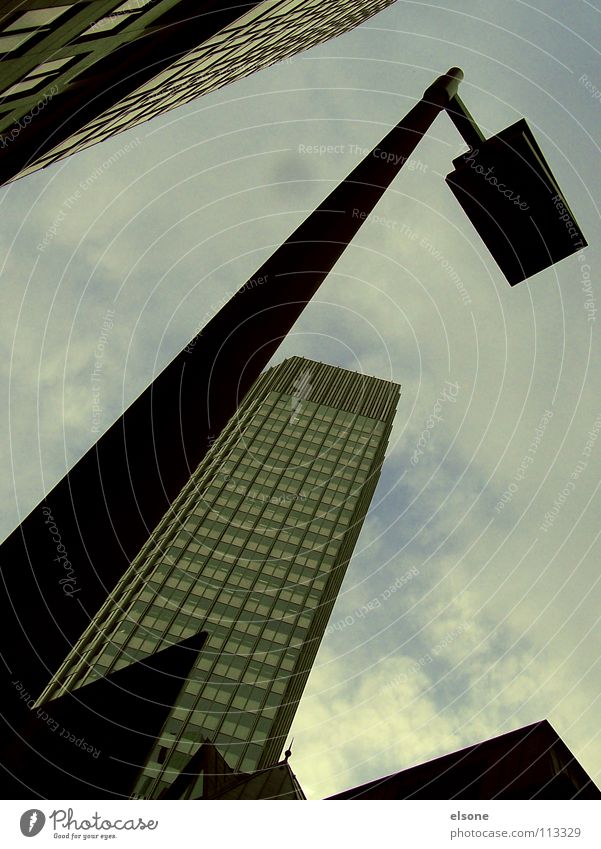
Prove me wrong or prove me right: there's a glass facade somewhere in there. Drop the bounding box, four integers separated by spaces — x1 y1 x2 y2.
1 0 397 180
92 0 397 139
37 357 399 798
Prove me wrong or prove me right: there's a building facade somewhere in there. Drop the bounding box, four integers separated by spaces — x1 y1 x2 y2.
0 0 397 183
37 357 399 798
328 721 601 800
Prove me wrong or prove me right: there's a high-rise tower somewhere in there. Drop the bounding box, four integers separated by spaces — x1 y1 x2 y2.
37 357 399 798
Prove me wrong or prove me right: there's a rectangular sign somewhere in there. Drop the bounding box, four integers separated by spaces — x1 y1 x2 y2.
446 119 587 285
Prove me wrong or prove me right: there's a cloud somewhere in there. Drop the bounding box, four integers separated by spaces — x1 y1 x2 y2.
1 0 600 801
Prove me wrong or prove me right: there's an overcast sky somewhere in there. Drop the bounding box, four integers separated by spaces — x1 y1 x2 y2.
1 0 600 799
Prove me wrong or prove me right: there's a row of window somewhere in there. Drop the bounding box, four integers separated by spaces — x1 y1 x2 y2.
0 5 74 55
21 0 388 174
53 558 320 695
2 0 396 192
0 1 157 56
50 382 387 782
234 420 380 458
52 524 338 690
230 448 372 472
76 559 322 682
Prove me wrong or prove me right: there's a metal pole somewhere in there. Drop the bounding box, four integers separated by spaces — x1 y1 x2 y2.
445 93 485 150
0 69 465 721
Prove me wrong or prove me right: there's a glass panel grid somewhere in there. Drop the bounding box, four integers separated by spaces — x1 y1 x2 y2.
38 359 396 798
30 0 396 172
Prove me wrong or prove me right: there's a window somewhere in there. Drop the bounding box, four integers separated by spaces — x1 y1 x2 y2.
0 5 74 54
199 713 219 731
1 56 74 98
0 31 36 53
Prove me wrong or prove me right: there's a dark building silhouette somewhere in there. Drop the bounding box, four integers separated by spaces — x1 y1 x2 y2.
2 64 451 750
0 0 397 185
35 357 400 798
162 740 306 799
328 721 601 800
1 631 208 799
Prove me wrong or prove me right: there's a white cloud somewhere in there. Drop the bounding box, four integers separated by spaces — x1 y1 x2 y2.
1 0 599 800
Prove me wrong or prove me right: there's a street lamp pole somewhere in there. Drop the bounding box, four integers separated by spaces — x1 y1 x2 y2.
0 68 467 718
0 66 584 734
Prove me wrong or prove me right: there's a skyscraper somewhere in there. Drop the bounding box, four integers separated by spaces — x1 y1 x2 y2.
0 0 398 184
37 356 399 798
2 62 441 731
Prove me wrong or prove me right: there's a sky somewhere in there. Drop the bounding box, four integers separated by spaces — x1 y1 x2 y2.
1 0 600 799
